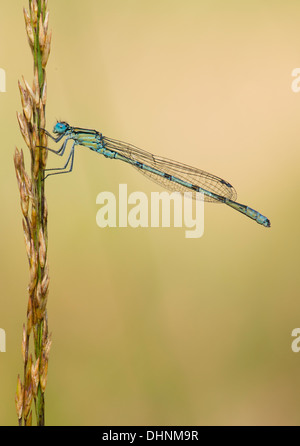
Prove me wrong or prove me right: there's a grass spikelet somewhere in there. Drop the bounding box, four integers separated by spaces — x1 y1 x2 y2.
14 0 52 426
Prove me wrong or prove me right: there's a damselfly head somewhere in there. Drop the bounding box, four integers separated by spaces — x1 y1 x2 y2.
53 121 69 134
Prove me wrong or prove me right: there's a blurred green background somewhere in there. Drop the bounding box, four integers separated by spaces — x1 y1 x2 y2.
1 0 300 425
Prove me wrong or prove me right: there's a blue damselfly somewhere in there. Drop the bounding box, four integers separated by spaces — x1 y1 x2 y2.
42 121 270 227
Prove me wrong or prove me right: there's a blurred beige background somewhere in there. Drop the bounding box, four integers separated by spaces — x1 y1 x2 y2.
0 0 300 425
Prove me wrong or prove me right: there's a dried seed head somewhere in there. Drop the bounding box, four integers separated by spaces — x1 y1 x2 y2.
31 358 40 397
31 202 37 232
20 182 29 218
33 146 40 180
39 99 45 129
23 382 33 419
15 375 24 420
42 315 49 341
24 106 32 126
31 123 38 152
22 217 30 239
43 197 48 224
38 227 46 268
42 29 52 68
18 79 33 122
33 324 38 345
40 361 48 393
31 0 38 26
39 14 46 48
19 148 25 171
41 271 50 298
43 11 49 35
24 236 31 263
15 169 22 192
18 80 27 109
43 333 52 360
16 163 23 191
33 68 40 106
41 127 48 166
41 129 47 148
22 219 31 262
23 98 33 123
26 24 35 50
23 76 35 107
23 8 30 27
30 238 37 264
36 281 42 307
23 8 34 49
17 112 31 149
25 410 32 426
28 243 38 294
36 291 48 321
41 76 47 106
23 170 33 199
36 306 45 323
42 145 48 166
27 298 33 335
21 324 27 364
26 355 33 386
14 147 22 170
16 111 26 134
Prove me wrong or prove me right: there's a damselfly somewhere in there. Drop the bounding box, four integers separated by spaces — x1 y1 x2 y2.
42 121 271 228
